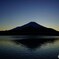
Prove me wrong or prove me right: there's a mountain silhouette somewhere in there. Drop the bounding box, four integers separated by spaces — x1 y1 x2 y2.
0 22 59 35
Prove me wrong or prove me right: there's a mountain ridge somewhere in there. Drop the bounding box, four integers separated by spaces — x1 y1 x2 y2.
0 22 59 35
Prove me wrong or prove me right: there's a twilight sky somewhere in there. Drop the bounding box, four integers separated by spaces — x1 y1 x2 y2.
0 0 59 31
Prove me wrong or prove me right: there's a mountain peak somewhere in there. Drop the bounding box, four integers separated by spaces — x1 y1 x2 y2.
23 22 45 29
27 22 40 25
28 22 38 24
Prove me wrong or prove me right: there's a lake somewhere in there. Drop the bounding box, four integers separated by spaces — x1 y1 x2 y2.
0 35 59 59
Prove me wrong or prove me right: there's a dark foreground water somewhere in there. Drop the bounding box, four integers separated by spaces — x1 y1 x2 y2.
0 35 59 59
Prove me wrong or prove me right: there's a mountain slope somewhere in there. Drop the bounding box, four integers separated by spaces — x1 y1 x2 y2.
0 22 59 35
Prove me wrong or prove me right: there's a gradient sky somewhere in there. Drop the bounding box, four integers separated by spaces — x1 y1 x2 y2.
0 0 59 31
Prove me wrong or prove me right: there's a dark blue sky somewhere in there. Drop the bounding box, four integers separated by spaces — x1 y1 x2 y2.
0 0 59 31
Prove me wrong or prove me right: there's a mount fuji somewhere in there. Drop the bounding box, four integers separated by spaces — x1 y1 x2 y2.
0 22 59 35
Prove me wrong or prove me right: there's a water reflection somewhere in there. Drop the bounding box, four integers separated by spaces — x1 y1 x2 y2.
0 36 59 59
13 38 57 49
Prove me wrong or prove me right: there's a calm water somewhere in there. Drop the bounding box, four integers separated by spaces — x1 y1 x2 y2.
0 35 59 59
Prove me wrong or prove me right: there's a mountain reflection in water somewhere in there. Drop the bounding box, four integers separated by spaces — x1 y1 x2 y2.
0 36 59 59
13 38 56 49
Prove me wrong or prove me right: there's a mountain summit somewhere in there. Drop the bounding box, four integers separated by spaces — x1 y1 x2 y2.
21 22 45 28
11 22 46 31
0 22 59 35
